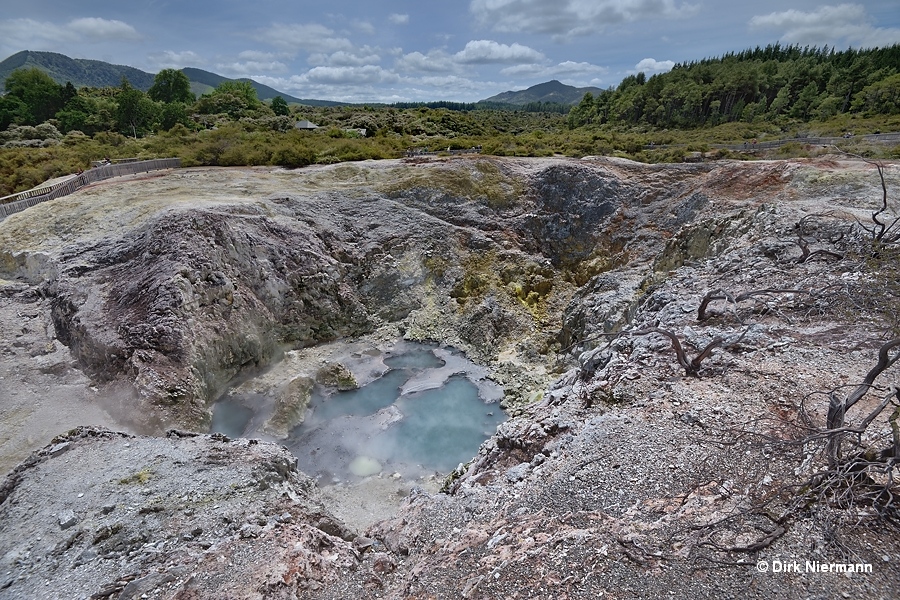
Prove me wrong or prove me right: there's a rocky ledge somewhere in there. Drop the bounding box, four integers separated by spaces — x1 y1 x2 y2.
0 426 360 599
1 156 899 598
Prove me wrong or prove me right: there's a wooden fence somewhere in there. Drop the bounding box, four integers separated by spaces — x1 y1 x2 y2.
0 158 180 221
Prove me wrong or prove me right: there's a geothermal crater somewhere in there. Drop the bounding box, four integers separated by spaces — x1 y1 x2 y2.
3 156 899 599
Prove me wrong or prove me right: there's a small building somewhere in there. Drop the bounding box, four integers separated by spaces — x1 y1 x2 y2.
295 120 319 130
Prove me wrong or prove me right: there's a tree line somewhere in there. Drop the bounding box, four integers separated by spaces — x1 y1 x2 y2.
0 64 575 146
567 43 900 129
1 45 898 198
0 67 294 136
391 100 570 114
5 43 898 142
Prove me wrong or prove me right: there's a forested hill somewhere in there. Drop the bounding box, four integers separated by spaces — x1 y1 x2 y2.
568 44 900 129
483 80 604 106
0 50 155 91
0 51 330 106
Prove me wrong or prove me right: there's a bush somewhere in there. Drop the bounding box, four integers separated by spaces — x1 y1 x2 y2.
272 144 315 168
93 131 129 147
0 123 63 146
62 131 90 146
777 141 810 157
240 116 295 132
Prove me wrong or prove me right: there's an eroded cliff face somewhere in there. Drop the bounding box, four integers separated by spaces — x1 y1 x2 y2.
47 204 374 426
2 156 899 599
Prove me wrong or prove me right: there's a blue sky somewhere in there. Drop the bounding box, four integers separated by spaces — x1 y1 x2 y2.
1 1 899 103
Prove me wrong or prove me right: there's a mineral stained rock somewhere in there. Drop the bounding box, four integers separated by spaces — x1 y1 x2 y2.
1 156 718 430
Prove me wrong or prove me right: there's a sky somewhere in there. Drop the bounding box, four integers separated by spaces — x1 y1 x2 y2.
1 1 899 103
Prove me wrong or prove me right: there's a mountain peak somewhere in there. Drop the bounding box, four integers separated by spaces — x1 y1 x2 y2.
481 80 603 106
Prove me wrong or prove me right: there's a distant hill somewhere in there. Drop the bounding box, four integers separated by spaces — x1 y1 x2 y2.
482 80 603 106
0 50 155 91
0 50 340 106
180 68 341 106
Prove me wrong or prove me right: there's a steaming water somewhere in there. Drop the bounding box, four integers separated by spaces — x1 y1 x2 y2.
209 397 254 438
211 342 506 481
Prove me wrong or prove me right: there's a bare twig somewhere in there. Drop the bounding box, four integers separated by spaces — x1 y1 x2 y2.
832 150 899 245
868 161 900 244
796 238 844 263
630 327 724 377
698 288 815 322
826 338 900 464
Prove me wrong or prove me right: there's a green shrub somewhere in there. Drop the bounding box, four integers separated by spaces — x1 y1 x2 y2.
62 131 90 146
272 144 315 168
93 131 128 147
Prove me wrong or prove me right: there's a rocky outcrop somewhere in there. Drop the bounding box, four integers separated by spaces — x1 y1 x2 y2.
0 427 360 600
263 375 315 438
315 362 357 390
45 206 373 427
523 163 621 266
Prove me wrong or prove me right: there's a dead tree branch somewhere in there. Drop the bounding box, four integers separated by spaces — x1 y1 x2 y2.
833 150 900 245
890 399 900 460
791 213 849 263
867 161 900 244
697 288 815 322
826 338 900 464
630 327 724 377
794 235 845 263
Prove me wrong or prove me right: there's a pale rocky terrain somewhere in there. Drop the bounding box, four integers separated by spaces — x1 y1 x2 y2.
1 156 899 599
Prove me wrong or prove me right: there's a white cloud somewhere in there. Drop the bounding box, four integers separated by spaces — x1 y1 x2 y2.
470 0 696 37
152 49 294 76
309 48 381 67
749 3 900 48
249 74 295 90
303 65 400 85
389 14 410 25
396 40 546 75
217 60 289 77
255 71 495 103
259 23 353 54
352 20 375 35
500 60 608 79
0 18 69 52
632 57 675 74
396 50 459 73
554 60 608 75
415 75 481 92
454 40 545 64
0 17 141 54
749 4 863 34
68 17 141 41
238 50 284 61
147 50 206 69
